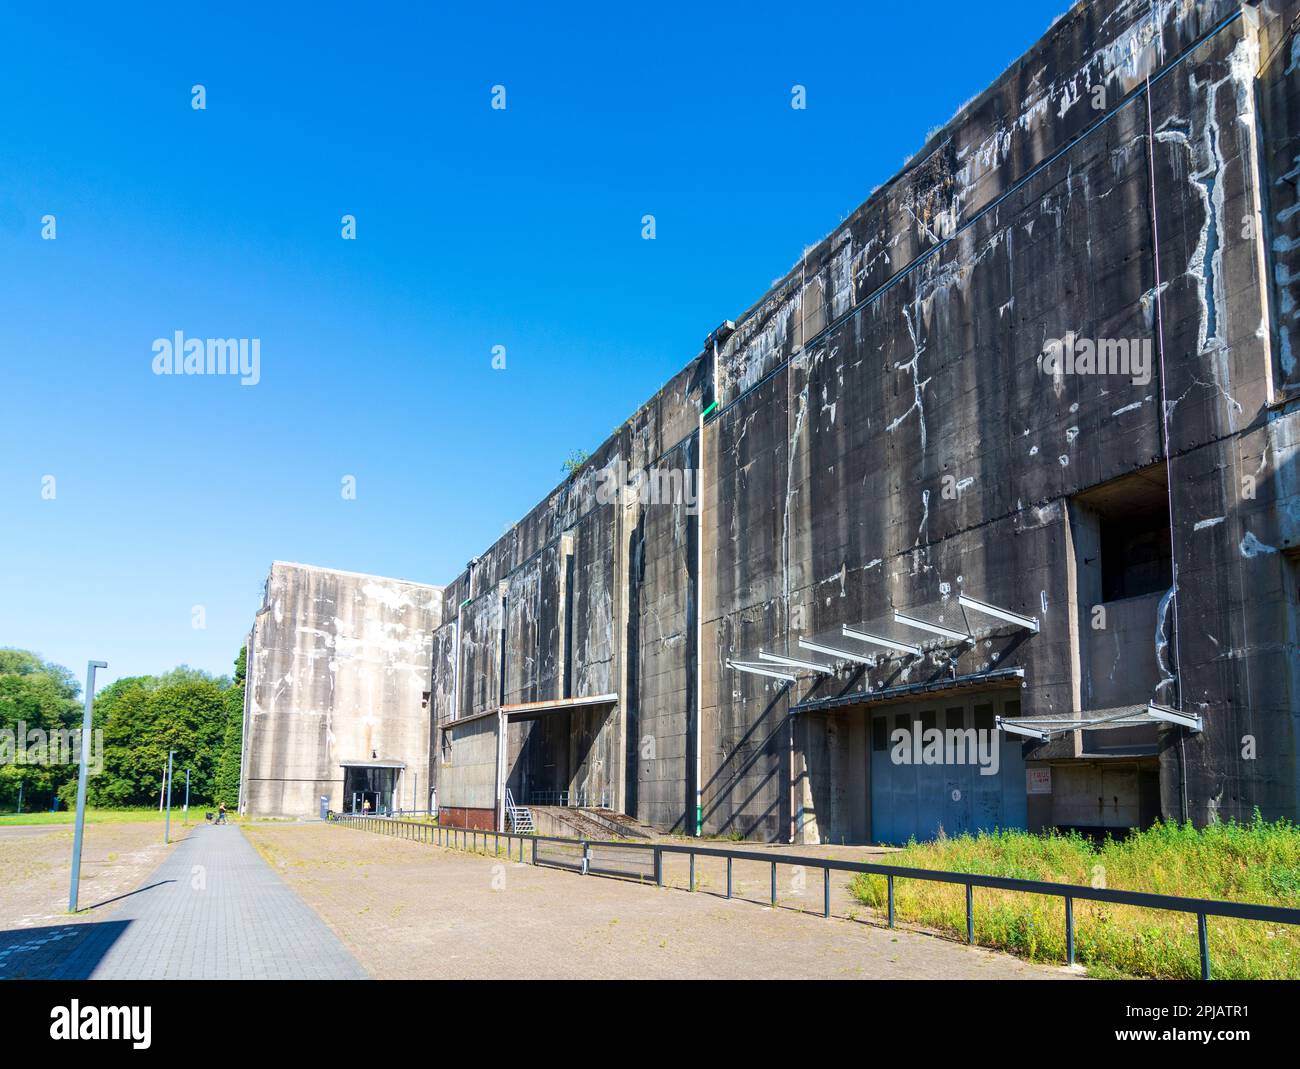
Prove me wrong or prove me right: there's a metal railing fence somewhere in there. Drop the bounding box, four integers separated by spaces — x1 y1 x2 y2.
523 789 611 809
335 813 1300 979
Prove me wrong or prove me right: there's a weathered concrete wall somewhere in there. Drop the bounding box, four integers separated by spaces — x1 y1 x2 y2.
1258 0 1300 396
420 0 1300 840
432 356 710 823
1084 591 1164 708
701 0 1300 836
801 711 870 844
629 434 698 832
242 562 442 816
438 714 498 812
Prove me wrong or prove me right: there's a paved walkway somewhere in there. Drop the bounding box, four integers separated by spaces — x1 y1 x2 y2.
2 824 366 979
242 822 1078 980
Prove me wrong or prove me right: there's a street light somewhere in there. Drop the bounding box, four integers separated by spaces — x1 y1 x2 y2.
68 660 106 913
164 750 175 844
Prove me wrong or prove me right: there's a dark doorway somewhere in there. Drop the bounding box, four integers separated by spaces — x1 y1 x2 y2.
516 711 571 805
342 765 399 814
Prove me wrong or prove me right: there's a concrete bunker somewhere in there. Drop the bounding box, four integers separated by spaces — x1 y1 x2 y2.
245 1 1300 843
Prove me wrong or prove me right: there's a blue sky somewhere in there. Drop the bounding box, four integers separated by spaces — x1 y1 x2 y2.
0 0 1064 689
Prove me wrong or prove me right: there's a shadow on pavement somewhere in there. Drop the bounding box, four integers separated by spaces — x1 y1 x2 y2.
81 879 175 913
0 920 131 980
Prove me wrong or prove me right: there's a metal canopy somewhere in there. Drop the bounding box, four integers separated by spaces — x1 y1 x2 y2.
728 660 796 682
797 636 873 664
841 625 922 656
957 594 1040 634
730 589 1042 682
502 693 619 722
759 651 832 674
996 702 1203 742
894 610 971 643
830 591 1042 655
790 666 1025 715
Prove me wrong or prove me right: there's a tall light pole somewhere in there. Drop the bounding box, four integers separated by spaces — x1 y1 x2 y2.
164 750 175 844
68 660 106 913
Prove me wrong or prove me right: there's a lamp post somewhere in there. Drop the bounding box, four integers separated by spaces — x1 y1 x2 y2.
68 660 106 913
164 750 175 844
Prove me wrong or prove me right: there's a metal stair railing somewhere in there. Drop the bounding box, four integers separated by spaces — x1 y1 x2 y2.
504 787 534 834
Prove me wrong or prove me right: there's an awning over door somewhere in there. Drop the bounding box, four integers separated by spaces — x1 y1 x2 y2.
501 693 619 723
728 594 1038 684
995 702 1202 742
789 666 1024 715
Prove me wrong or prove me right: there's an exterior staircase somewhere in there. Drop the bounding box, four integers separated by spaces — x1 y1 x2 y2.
504 789 534 834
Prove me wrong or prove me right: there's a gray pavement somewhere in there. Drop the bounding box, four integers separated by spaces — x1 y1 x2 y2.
0 823 366 979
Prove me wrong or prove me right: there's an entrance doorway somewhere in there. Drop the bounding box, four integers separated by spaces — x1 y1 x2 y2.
341 763 401 815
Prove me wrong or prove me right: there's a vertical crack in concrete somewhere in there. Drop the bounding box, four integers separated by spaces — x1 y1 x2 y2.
1155 35 1258 429
782 386 809 623
888 303 931 451
910 488 931 577
1154 583 1178 705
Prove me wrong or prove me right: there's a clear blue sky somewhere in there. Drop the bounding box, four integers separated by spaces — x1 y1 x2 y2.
0 0 1065 689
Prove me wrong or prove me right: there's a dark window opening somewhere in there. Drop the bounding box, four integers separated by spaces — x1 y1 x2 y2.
871 715 888 751
1100 508 1172 600
1073 464 1174 602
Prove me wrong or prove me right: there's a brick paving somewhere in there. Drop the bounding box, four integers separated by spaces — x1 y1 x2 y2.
1 823 366 979
242 821 1079 979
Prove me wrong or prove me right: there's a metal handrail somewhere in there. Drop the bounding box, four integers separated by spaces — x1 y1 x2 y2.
334 813 1300 978
524 789 610 808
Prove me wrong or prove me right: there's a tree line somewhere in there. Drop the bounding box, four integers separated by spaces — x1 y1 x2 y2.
0 646 245 811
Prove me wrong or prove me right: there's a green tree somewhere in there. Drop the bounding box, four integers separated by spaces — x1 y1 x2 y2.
88 668 229 807
213 646 246 808
0 650 83 810
3 648 250 811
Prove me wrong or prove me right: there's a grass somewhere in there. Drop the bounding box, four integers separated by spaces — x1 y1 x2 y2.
0 806 223 827
847 814 1300 979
